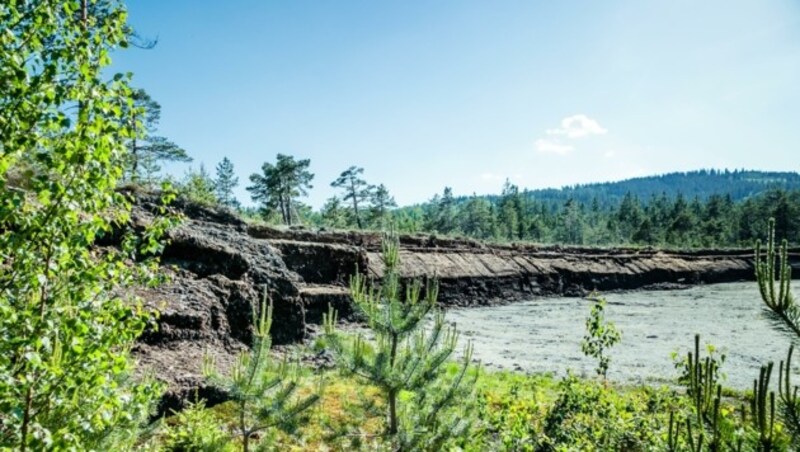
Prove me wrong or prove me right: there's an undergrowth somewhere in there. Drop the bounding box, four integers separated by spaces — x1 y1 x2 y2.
148 361 791 451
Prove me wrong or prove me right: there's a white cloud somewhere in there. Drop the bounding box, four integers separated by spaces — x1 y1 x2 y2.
535 138 574 155
604 150 616 159
546 114 608 139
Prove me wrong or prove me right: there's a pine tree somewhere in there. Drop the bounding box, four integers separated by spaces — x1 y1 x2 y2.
368 183 397 229
558 198 586 244
331 166 371 229
701 194 732 246
459 195 496 239
125 89 192 185
425 187 458 235
616 192 643 241
632 217 656 244
181 164 217 205
215 157 240 208
247 154 314 225
497 180 522 240
323 235 476 450
204 292 319 452
321 196 349 229
668 194 695 245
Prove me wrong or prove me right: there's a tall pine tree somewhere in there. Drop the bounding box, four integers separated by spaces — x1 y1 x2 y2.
124 88 191 184
247 154 314 225
214 157 240 208
331 166 371 229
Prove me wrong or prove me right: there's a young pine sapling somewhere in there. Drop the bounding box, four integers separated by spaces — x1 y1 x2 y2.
204 291 319 452
323 235 477 450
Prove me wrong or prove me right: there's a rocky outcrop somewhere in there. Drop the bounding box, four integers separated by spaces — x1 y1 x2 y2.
129 198 798 412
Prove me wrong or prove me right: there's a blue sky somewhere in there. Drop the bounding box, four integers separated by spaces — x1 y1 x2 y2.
114 0 800 208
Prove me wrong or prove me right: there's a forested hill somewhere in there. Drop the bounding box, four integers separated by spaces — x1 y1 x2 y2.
511 170 800 207
387 169 800 248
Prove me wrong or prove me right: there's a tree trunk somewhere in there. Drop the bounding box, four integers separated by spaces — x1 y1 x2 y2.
351 178 362 229
277 193 287 225
388 389 398 435
285 194 293 226
388 332 399 435
240 404 249 452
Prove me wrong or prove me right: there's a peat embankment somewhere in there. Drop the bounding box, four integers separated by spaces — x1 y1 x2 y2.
131 199 799 411
251 226 799 319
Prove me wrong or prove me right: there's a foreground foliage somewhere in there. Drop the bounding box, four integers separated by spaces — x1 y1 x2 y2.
1 1 174 449
154 360 797 451
755 218 800 448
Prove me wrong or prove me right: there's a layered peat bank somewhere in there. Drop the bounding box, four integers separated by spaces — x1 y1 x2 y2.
132 198 800 412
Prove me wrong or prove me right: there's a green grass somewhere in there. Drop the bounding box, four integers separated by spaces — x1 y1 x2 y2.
147 361 795 451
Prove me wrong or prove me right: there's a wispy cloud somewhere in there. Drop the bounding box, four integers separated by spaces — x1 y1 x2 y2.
546 114 608 138
535 139 574 155
535 114 607 155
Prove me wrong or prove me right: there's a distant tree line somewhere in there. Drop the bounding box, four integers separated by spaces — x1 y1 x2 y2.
141 147 800 248
520 169 800 209
398 181 800 248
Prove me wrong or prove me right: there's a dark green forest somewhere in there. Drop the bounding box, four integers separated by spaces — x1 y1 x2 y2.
501 169 800 207
389 183 800 248
225 162 800 248
168 157 800 249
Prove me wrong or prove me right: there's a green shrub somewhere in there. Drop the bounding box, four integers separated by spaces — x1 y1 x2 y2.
539 375 674 451
161 400 232 452
581 295 621 379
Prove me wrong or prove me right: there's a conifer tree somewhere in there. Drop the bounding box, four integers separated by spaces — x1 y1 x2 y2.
425 187 458 235
181 164 217 205
321 196 349 229
497 180 523 240
368 183 397 229
204 292 319 452
324 235 477 450
331 166 371 229
215 157 240 208
668 194 695 244
459 195 496 239
616 192 643 241
754 218 800 446
247 154 314 225
125 88 192 184
558 198 586 245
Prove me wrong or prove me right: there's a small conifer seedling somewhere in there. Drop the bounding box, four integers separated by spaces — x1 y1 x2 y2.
204 290 319 452
324 234 477 450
